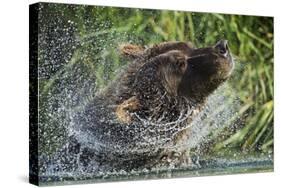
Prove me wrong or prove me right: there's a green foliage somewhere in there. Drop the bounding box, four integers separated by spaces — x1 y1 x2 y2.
39 3 273 154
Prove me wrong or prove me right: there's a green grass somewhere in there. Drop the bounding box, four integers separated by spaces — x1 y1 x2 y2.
39 3 273 155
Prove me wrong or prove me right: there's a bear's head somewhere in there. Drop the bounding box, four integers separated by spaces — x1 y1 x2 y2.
120 39 234 102
177 39 234 101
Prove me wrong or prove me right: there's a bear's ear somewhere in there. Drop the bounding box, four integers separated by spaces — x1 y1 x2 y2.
159 51 188 96
119 44 145 59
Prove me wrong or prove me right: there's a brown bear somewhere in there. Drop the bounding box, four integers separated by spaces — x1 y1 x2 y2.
73 39 234 170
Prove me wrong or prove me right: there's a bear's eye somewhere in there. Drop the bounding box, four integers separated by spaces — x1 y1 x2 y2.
189 63 195 69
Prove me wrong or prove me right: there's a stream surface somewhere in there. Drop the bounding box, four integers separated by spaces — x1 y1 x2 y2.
39 154 273 186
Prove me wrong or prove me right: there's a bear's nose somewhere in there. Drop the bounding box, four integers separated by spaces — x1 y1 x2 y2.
215 39 228 56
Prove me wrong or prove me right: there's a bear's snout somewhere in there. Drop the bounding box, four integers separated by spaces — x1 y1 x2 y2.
214 39 229 57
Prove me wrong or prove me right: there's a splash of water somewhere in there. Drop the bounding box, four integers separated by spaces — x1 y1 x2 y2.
39 60 241 177
37 3 244 180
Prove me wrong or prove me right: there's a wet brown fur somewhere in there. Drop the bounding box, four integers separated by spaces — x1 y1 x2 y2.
90 40 233 168
111 41 233 124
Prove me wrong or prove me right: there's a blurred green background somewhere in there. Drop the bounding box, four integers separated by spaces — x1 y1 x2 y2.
38 3 273 156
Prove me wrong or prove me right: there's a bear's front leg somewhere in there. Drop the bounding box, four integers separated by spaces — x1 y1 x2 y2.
115 96 140 124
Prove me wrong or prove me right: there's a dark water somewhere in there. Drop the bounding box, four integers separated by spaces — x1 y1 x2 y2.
39 155 273 186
